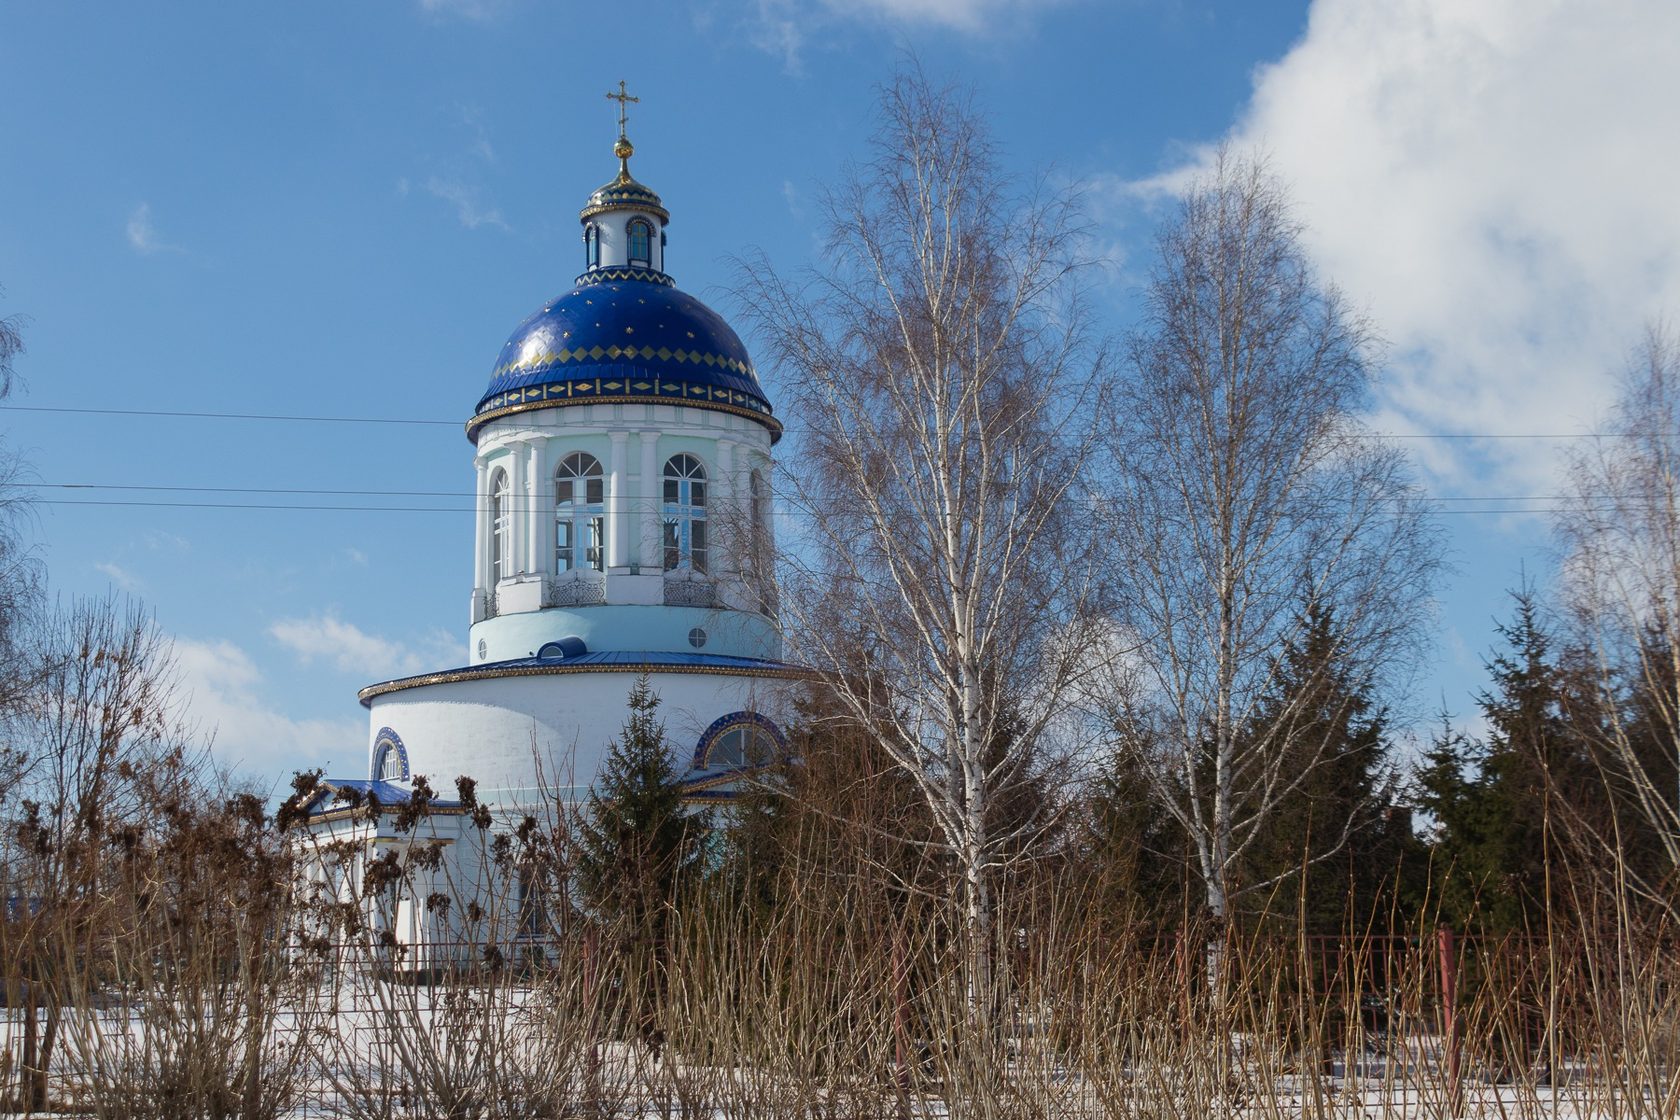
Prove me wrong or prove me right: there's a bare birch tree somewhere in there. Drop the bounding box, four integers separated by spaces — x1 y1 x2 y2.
735 68 1109 999
1557 324 1680 895
1106 152 1438 925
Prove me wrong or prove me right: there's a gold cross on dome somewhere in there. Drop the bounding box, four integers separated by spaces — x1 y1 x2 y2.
606 80 639 140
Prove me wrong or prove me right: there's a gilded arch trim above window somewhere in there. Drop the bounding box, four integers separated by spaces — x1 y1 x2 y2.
693 711 785 771
371 727 410 782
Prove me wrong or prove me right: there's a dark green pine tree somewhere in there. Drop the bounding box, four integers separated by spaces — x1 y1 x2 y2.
1237 601 1422 934
575 675 708 945
1415 591 1590 932
1078 741 1195 937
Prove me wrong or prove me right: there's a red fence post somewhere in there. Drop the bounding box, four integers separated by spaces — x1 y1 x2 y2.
1437 926 1462 1113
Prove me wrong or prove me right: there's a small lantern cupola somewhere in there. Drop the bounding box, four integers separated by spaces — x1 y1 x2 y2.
579 81 670 277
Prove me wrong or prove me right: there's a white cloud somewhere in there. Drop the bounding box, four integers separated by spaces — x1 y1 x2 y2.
423 177 510 231
417 0 510 20
269 611 457 679
345 547 369 567
1146 0 1680 489
824 0 1065 32
173 637 362 775
93 561 142 592
126 202 182 255
740 0 1066 68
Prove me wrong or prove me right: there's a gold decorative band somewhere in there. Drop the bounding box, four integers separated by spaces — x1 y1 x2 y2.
465 395 784 443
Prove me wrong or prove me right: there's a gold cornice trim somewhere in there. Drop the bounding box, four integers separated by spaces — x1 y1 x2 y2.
466 396 784 443
300 804 471 826
579 199 670 223
359 660 809 706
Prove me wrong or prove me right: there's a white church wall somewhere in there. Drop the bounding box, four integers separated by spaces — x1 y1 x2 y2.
468 603 779 664
365 668 791 807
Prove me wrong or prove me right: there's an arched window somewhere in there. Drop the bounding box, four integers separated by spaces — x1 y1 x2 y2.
371 727 409 782
555 452 605 573
695 712 784 770
627 219 652 267
490 468 512 582
662 454 707 573
584 224 600 268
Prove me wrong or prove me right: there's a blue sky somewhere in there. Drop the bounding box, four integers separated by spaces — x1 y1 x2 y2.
2 0 1677 793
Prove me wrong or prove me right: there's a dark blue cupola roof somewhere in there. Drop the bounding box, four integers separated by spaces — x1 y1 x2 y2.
469 270 777 442
467 126 777 443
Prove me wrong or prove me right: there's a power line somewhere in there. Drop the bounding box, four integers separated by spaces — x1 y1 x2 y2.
2 402 1663 442
30 483 468 498
16 482 1620 503
26 495 1663 518
2 404 460 427
17 481 1662 511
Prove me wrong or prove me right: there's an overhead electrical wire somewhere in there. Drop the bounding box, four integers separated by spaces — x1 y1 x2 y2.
5 406 1669 518
1 403 1662 442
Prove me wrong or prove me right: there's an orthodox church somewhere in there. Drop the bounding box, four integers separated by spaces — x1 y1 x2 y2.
296 88 796 953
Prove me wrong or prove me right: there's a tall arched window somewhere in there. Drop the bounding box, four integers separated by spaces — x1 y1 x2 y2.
584 224 600 268
627 219 652 267
662 454 707 573
555 452 605 572
490 467 512 582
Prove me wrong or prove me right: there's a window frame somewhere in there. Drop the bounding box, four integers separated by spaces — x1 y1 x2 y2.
662 454 708 574
626 218 653 267
554 452 606 573
693 711 785 770
490 467 512 583
371 727 410 782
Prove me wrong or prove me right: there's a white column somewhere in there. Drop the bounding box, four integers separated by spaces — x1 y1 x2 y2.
714 439 735 579
608 431 629 569
525 439 549 577
639 432 660 571
507 445 526 576
759 456 774 554
472 459 489 592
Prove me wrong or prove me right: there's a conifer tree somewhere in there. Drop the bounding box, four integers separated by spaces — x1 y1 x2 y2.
1416 593 1589 931
575 676 707 946
1237 602 1421 933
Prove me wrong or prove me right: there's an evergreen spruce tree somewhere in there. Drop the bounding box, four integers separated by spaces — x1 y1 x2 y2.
1079 742 1193 936
575 675 707 948
1237 602 1422 933
1416 592 1593 932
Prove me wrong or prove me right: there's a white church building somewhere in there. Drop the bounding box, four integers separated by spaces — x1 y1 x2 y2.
295 92 797 956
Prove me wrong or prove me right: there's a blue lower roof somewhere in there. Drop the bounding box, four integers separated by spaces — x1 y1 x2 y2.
358 649 805 705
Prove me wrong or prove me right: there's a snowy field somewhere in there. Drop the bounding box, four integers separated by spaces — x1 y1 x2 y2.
1 977 1673 1119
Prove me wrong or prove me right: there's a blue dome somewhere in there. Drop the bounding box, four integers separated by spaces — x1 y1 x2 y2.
470 270 777 442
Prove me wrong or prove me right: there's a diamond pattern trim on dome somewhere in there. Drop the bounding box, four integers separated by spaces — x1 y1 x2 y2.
488 344 756 382
576 266 675 287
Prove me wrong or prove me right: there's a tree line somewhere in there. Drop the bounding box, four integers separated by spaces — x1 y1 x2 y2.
0 64 1675 1115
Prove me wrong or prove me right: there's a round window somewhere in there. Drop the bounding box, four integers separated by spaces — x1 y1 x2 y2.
688 627 707 649
477 638 488 660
